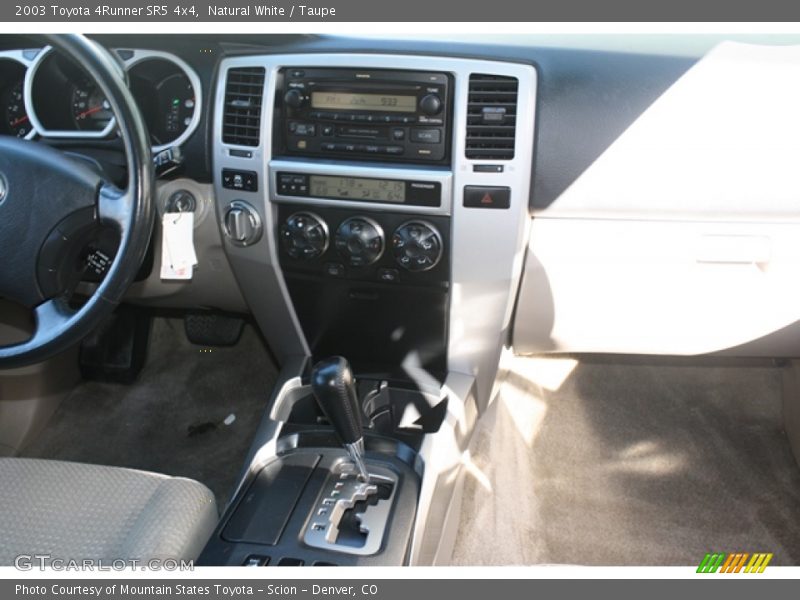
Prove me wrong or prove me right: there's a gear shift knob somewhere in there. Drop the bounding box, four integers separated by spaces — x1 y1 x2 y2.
310 356 369 481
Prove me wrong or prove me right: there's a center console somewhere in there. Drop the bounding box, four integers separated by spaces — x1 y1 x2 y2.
208 53 537 565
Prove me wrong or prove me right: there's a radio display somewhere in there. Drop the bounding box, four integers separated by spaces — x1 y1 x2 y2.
310 175 406 203
311 91 416 113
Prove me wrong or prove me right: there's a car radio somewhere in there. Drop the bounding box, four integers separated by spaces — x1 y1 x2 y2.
276 67 452 164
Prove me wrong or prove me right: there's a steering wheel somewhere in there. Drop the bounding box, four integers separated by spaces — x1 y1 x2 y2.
0 34 154 368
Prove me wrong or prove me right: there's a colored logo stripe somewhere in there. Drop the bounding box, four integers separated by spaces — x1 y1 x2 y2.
720 553 748 573
697 553 726 573
745 553 773 573
697 552 773 573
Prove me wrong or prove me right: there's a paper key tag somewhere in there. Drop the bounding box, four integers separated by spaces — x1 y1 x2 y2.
160 212 198 280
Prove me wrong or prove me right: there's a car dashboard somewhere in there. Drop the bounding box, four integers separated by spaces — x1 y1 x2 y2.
8 33 800 379
7 32 800 566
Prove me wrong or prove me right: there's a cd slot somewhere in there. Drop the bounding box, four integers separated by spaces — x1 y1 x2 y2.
338 126 385 139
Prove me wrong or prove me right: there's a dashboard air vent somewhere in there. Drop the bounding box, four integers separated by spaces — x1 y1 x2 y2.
465 74 519 160
222 67 266 147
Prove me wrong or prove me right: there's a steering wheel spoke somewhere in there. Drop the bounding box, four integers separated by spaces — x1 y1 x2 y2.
0 298 76 367
32 298 76 344
97 182 135 231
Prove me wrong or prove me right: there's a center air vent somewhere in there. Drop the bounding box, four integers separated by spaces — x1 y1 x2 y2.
465 74 519 160
222 67 266 147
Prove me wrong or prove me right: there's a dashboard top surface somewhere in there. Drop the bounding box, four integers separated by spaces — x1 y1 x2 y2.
4 33 796 211
0 32 709 209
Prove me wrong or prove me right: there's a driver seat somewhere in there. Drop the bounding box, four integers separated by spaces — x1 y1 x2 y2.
0 458 217 566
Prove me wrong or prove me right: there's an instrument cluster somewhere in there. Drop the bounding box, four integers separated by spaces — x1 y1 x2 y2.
0 47 201 151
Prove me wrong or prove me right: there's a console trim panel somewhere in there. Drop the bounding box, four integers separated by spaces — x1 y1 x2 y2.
214 53 536 381
303 461 398 556
212 53 537 566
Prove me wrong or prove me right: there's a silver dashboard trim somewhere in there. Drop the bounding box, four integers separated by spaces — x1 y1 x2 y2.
302 462 398 556
0 49 37 140
23 46 202 151
213 57 311 362
25 45 120 139
116 48 203 154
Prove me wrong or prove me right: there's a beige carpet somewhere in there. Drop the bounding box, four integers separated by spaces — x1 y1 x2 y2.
23 318 278 509
452 355 800 566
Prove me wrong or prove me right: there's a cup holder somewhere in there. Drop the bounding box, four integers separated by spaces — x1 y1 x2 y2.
362 384 447 435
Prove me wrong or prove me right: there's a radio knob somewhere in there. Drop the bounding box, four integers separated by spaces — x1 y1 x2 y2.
281 212 329 260
392 221 443 272
419 94 443 116
335 217 384 267
284 88 305 109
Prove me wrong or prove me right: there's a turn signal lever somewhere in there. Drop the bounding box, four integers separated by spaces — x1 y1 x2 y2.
153 146 183 178
310 356 370 482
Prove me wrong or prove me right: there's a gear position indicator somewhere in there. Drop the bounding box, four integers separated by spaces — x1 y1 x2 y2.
303 460 398 556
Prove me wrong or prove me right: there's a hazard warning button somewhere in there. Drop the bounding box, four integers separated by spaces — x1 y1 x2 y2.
463 186 511 209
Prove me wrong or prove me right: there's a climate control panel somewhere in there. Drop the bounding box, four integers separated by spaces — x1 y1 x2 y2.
280 212 329 260
277 205 448 287
334 217 385 267
391 221 443 272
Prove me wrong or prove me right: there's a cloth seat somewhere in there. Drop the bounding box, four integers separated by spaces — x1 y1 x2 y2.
0 458 217 566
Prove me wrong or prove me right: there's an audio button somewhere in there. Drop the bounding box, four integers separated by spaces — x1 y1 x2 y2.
411 128 441 143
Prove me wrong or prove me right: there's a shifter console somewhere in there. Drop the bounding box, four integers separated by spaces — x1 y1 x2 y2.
304 461 398 556
303 356 401 555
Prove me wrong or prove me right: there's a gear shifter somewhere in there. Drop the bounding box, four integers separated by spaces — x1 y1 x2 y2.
310 356 370 482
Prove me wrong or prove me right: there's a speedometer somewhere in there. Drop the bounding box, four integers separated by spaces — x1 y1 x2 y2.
4 80 30 138
71 80 113 131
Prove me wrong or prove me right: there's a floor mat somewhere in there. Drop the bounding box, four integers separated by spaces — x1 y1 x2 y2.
451 355 800 566
22 317 278 510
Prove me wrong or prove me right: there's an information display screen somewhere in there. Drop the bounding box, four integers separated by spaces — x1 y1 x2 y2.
311 91 416 113
310 175 406 203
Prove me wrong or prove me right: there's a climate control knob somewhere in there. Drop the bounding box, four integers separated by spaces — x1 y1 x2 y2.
334 217 384 267
281 212 329 260
392 221 443 272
